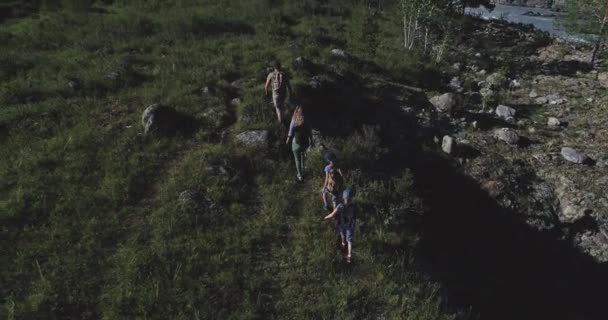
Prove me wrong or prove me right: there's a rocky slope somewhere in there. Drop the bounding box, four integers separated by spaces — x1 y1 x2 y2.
427 19 608 262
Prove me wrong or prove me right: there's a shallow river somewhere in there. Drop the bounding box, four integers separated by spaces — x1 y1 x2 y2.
466 4 589 43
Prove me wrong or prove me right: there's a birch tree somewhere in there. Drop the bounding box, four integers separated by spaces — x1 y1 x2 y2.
561 0 608 67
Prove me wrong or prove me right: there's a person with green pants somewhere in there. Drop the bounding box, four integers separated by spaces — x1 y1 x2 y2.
286 106 313 181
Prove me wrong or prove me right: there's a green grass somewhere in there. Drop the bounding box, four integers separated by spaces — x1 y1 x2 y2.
0 1 454 319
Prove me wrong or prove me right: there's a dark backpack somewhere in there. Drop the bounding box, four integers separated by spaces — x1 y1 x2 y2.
294 126 309 145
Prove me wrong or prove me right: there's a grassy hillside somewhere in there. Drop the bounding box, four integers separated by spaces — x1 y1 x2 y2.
1 1 455 319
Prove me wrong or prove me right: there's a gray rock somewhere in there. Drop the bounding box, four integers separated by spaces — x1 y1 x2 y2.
554 176 589 224
598 72 608 88
230 98 242 107
561 147 588 164
442 135 455 154
535 97 548 104
486 72 506 87
529 89 539 98
429 93 457 113
201 86 216 96
309 75 333 90
236 130 269 147
547 117 561 127
179 190 214 210
141 104 179 136
494 128 520 145
495 105 517 121
448 77 463 92
331 48 347 58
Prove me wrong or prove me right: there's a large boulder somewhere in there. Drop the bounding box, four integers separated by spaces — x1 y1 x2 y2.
142 104 180 136
236 130 269 147
495 105 517 122
561 147 588 164
494 128 520 145
430 93 457 113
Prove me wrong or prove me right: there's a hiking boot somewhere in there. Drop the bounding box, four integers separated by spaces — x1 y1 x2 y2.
345 255 352 264
297 174 303 182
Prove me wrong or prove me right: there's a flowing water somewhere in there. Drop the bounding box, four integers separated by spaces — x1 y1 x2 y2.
466 4 590 43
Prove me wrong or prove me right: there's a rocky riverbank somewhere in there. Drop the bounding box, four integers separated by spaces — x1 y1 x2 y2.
491 0 567 9
427 18 608 262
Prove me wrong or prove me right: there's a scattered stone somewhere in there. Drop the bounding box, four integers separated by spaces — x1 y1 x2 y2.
486 72 506 87
509 79 521 88
528 127 536 134
442 135 455 154
535 97 548 104
141 104 180 136
429 93 457 113
178 190 214 210
230 79 243 89
529 89 539 98
309 74 333 90
230 98 242 107
547 117 561 127
236 130 269 147
598 72 608 89
494 128 520 145
448 77 463 92
561 147 588 164
452 62 463 71
495 105 517 121
201 86 213 96
330 48 347 58
481 180 505 197
554 176 589 224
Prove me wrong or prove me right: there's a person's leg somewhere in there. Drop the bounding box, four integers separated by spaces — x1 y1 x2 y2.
322 190 331 211
297 149 305 178
292 144 303 180
272 94 284 123
346 228 353 262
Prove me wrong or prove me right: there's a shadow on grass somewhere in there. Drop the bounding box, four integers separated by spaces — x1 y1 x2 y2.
308 55 608 319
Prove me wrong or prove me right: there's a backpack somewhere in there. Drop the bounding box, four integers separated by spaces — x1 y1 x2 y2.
272 71 286 93
294 126 309 145
326 166 343 194
340 204 356 226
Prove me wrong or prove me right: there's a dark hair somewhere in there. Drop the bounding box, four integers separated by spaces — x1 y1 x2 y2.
273 61 282 70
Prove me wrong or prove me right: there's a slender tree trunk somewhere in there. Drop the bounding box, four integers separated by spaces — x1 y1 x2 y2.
592 5 608 67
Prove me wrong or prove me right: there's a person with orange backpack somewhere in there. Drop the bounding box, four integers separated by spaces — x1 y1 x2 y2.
264 61 292 124
321 151 343 212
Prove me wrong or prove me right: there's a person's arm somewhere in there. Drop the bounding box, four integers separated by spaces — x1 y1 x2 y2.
264 73 272 95
321 169 329 192
286 121 295 144
324 206 340 220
